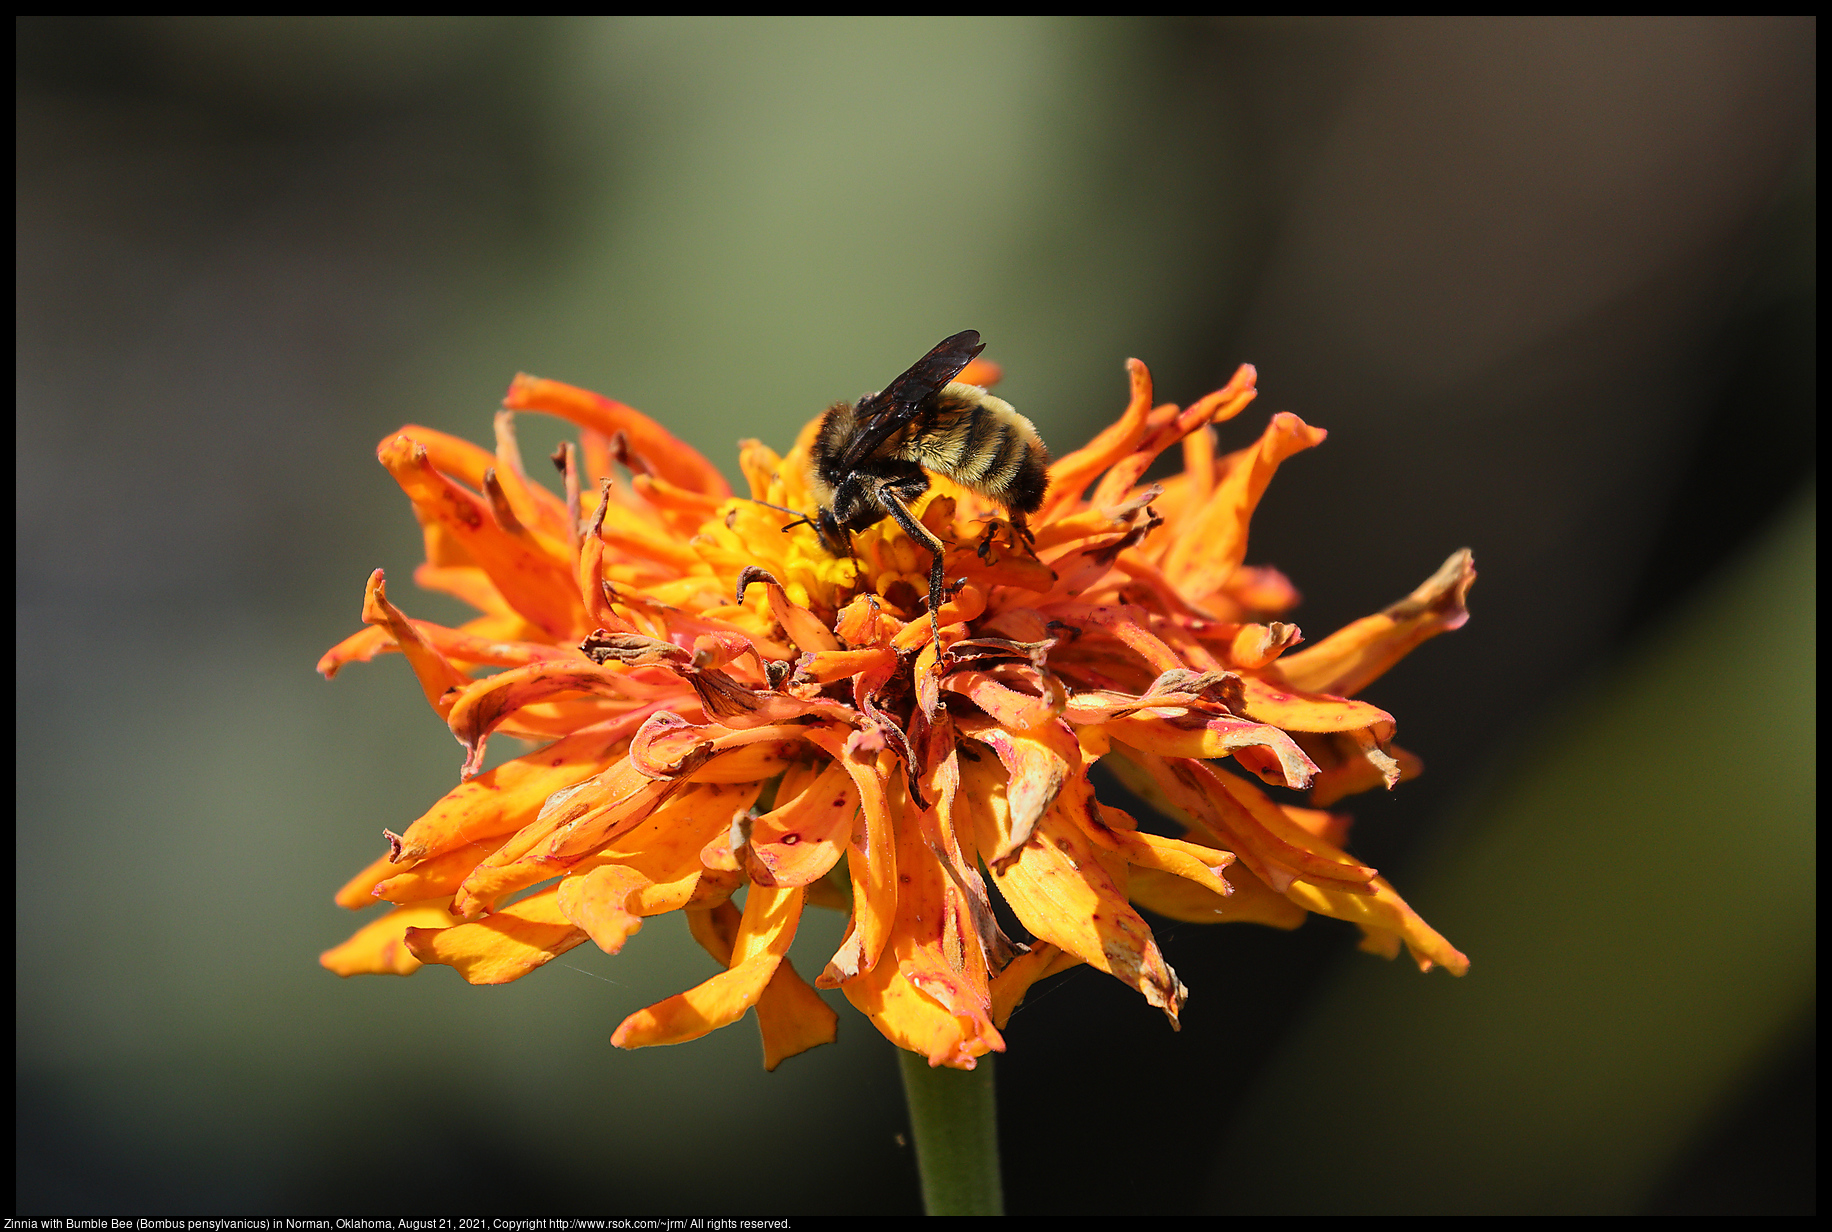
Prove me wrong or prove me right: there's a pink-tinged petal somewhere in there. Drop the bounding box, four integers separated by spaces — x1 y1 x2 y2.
1098 711 1319 790
807 727 898 987
942 668 1065 731
955 714 1080 867
445 660 653 779
747 760 858 889
1272 549 1476 697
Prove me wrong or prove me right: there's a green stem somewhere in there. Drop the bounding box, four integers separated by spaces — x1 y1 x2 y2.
899 1049 1005 1215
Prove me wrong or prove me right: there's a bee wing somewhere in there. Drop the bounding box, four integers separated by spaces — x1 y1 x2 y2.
839 330 985 472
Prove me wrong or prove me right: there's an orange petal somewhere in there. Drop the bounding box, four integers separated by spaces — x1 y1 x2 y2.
942 667 1065 731
755 957 840 1070
1284 876 1469 976
841 766 1004 1069
555 864 652 954
1163 411 1328 600
503 374 732 500
1106 746 1376 894
358 570 470 715
404 885 587 985
319 901 456 976
335 851 404 909
737 568 842 653
1237 674 1396 740
445 662 660 778
377 434 585 641
1272 549 1476 697
1078 802 1235 900
373 840 503 903
988 942 1084 1028
316 625 390 679
1128 863 1308 930
793 647 897 686
611 884 805 1049
1039 358 1156 521
1088 364 1259 511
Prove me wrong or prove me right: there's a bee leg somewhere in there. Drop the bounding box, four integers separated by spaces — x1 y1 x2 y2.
874 484 951 648
1011 514 1035 550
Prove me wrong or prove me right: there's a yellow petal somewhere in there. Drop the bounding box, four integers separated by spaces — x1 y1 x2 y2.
611 884 805 1049
319 901 455 976
404 885 587 985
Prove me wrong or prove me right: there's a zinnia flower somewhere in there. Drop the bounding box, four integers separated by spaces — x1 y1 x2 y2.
320 352 1472 1071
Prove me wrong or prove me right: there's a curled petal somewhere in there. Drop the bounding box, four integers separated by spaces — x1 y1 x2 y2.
1273 549 1476 697
1039 358 1156 521
956 715 1080 868
357 570 469 713
989 942 1083 1028
737 567 841 653
556 864 654 955
446 660 657 778
1098 711 1319 789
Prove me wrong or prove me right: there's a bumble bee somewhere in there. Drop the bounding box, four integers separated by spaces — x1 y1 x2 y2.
795 330 1049 637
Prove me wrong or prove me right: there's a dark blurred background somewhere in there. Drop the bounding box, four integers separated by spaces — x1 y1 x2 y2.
16 17 1814 1215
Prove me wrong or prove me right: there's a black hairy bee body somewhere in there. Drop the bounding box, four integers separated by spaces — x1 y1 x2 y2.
799 330 1050 642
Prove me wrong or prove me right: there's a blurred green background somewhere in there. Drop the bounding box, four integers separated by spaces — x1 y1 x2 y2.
16 17 1814 1214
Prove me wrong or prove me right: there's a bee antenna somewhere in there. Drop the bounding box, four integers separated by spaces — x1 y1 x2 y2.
747 497 814 531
